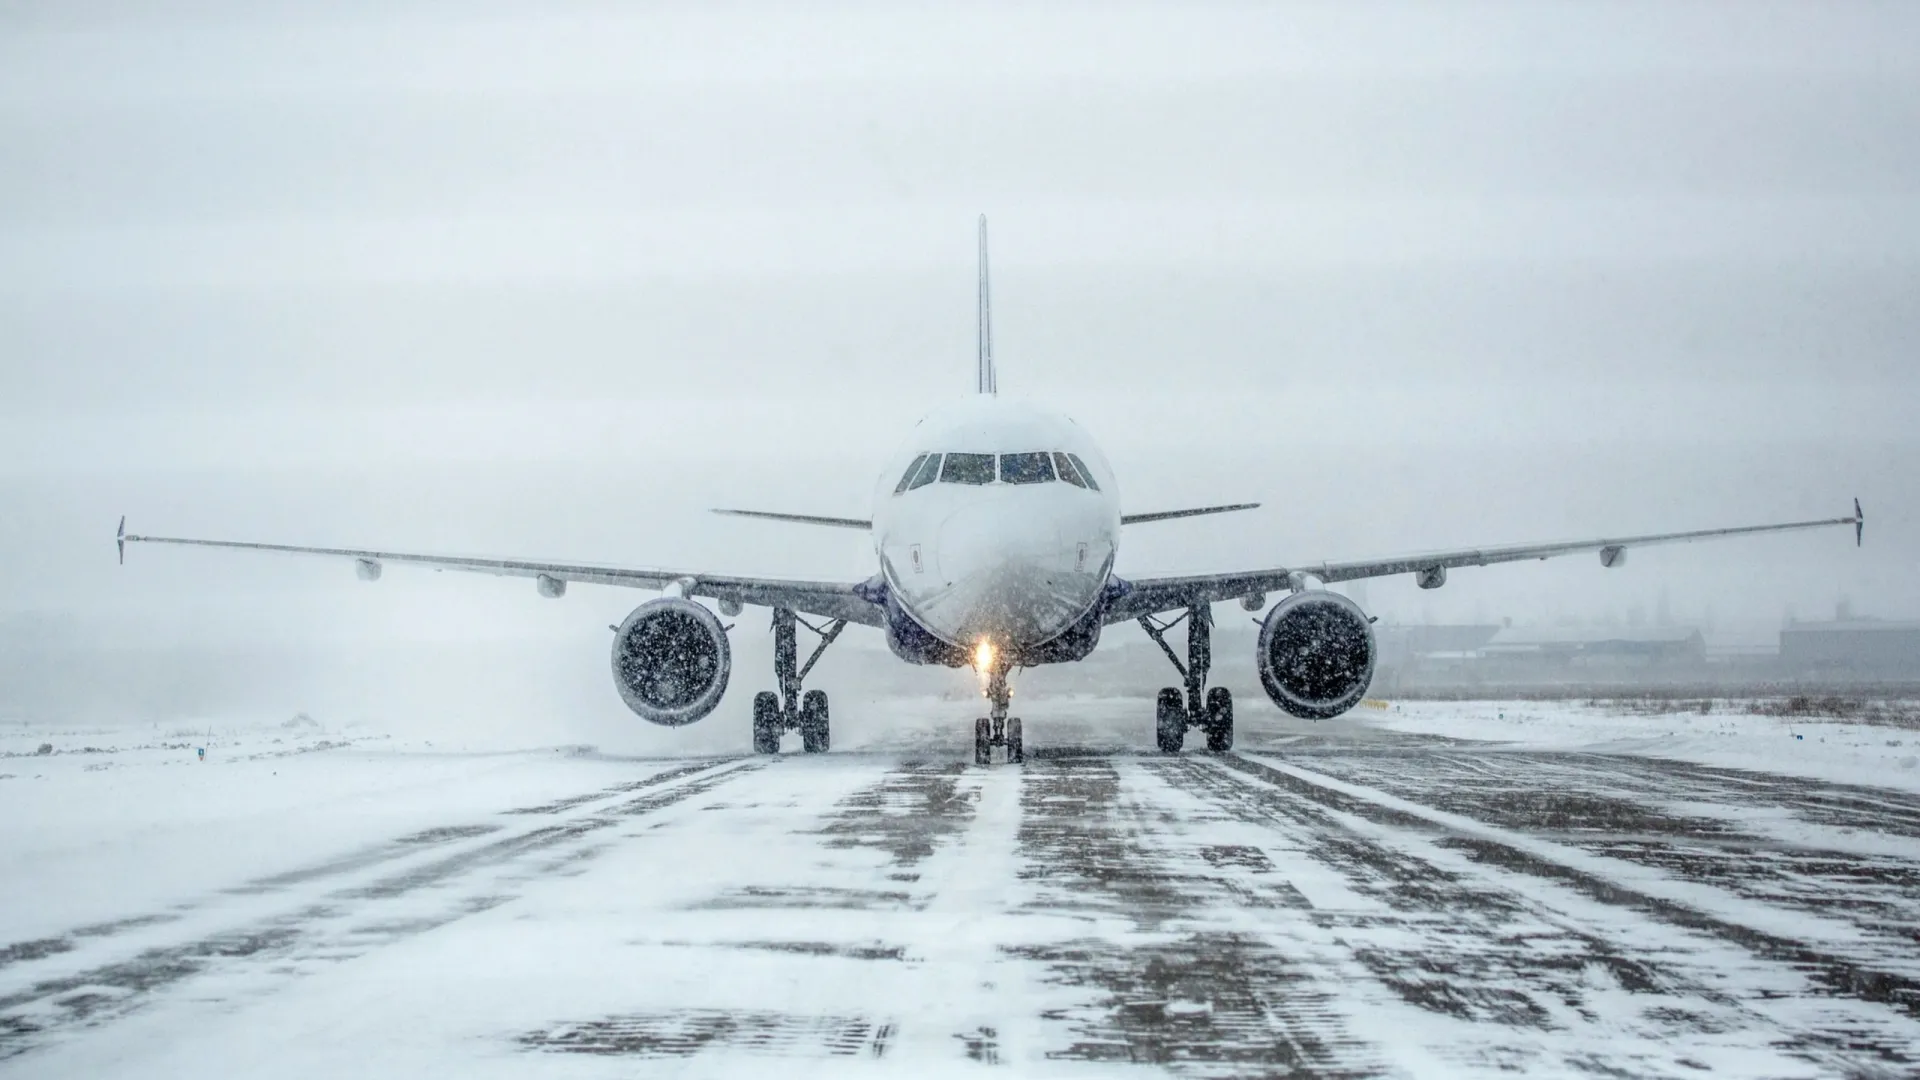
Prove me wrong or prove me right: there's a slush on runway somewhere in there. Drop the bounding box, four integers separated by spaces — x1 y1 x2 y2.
4 705 1917 1077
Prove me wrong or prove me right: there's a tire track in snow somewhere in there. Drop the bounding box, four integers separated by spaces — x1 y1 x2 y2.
1008 754 1380 1076
0 757 757 1062
1152 755 1809 1076
519 756 995 1063
1229 752 1920 1013
1198 752 1920 1072
1293 746 1920 843
1533 752 1920 838
1288 748 1920 972
0 757 739 980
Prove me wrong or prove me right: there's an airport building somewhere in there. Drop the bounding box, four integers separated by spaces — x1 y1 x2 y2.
1779 618 1920 677
1479 626 1709 669
1365 613 1920 693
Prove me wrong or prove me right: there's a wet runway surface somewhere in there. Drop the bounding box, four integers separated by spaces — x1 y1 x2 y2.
4 714 1920 1077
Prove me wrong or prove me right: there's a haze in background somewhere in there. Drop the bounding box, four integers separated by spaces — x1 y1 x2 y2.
3 1 1916 749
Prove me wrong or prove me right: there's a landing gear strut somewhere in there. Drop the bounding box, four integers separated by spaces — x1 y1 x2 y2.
752 606 845 755
973 660 1024 766
1138 605 1233 753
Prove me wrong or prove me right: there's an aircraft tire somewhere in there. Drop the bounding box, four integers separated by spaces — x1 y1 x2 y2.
1155 688 1185 753
1204 686 1234 753
974 717 992 766
800 690 830 754
1007 717 1024 764
752 691 782 755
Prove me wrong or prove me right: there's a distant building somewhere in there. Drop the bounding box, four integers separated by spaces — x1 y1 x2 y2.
1375 624 1502 665
1372 625 1502 686
1779 619 1920 677
1480 626 1707 668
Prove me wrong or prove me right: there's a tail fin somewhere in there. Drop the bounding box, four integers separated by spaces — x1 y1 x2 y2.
977 214 996 395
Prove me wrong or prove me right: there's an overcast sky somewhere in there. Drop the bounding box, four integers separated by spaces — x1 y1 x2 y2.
3 2 1916 726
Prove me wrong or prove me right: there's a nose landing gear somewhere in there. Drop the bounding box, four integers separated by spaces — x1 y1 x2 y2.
973 662 1024 765
1138 605 1233 753
752 606 846 754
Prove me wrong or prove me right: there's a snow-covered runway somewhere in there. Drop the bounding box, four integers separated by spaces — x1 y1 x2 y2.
4 706 1920 1077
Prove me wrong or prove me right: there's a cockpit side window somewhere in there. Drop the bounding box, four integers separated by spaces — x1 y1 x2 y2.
1066 453 1101 491
906 453 942 490
1053 452 1087 489
999 452 1055 484
894 454 929 494
939 452 996 485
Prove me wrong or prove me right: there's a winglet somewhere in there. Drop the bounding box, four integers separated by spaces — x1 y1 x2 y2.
1855 498 1864 547
116 516 126 565
976 214 995 395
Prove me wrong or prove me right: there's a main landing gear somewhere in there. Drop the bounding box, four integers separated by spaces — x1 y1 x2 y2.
752 606 846 755
973 661 1024 766
1138 605 1233 753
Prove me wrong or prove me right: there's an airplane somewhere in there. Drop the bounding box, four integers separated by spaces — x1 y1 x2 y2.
119 217 1866 766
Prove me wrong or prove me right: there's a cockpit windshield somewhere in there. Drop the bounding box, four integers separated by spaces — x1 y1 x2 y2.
892 450 1093 491
939 453 996 485
998 452 1055 484
1066 453 1100 491
894 454 929 494
1053 452 1087 489
906 453 941 490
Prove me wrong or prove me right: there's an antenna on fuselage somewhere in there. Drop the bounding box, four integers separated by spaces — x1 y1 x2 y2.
977 214 996 395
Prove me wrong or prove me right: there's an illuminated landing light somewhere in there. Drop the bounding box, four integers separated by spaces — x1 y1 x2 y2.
973 639 995 673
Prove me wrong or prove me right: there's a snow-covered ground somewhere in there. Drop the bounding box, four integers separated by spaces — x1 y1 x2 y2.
1357 698 1920 794
4 699 1919 1077
0 719 665 945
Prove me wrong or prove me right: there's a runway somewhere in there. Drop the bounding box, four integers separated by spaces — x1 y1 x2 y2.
3 707 1919 1077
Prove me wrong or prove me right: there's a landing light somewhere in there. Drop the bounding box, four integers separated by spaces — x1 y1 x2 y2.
973 639 995 673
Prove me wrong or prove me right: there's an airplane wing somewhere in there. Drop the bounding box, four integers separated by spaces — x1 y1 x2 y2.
117 520 886 627
1106 501 1864 624
711 509 871 529
1121 503 1259 526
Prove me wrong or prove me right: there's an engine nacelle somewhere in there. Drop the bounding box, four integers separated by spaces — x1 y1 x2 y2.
609 597 731 726
1257 590 1376 719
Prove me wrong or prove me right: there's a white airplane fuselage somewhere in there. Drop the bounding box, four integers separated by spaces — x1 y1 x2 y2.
871 396 1121 663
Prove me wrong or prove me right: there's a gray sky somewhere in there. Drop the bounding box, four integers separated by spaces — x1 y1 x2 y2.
2 2 1916 733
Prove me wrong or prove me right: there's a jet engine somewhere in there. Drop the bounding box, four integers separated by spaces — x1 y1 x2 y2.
1256 590 1376 719
609 597 731 726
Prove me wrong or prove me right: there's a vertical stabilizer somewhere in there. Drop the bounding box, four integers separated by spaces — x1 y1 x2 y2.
977 214 996 395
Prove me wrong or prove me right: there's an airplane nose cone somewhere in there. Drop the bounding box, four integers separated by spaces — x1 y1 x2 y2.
913 499 1104 647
